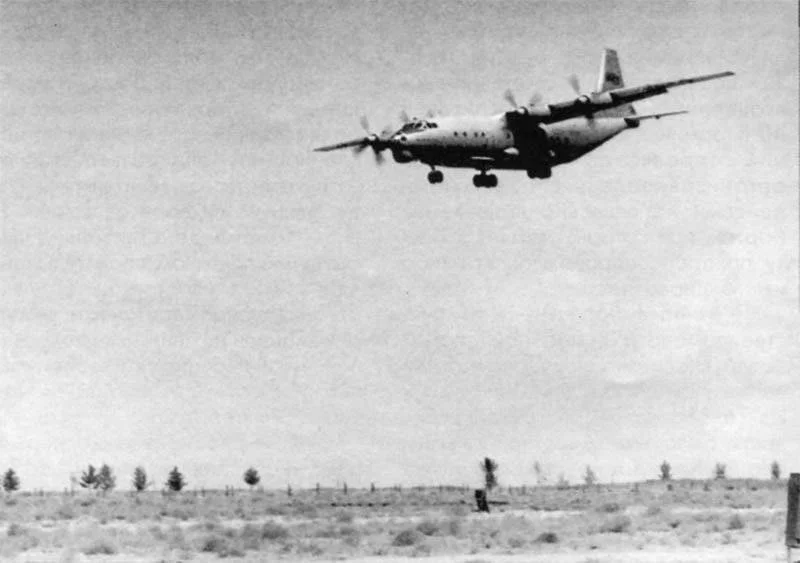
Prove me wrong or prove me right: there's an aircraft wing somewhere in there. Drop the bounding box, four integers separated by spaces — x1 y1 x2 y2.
507 71 734 125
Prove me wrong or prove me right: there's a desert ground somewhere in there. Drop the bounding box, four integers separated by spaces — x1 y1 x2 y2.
0 479 792 562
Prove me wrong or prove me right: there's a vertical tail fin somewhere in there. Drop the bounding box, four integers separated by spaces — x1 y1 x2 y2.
593 48 636 117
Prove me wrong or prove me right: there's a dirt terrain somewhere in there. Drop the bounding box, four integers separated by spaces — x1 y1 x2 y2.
1 480 791 562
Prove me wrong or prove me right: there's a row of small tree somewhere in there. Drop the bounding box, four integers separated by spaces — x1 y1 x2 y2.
482 458 785 490
74 465 187 493
1 460 786 494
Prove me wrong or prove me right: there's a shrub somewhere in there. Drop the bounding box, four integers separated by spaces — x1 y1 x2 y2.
81 537 117 555
714 463 727 480
660 460 672 481
536 531 559 544
771 461 781 480
260 521 289 541
728 514 745 530
7 523 26 537
416 519 440 536
599 515 632 534
198 533 230 554
335 509 354 523
392 529 422 546
597 502 622 513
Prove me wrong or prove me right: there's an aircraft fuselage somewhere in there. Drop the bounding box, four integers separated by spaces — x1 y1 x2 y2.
389 114 630 172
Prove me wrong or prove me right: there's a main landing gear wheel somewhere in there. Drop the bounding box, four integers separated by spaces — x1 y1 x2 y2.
527 166 552 179
427 170 444 184
473 173 498 188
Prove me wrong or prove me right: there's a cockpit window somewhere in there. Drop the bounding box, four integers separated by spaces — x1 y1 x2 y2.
398 120 437 134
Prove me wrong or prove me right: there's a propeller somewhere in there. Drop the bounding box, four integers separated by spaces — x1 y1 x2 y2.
568 74 581 95
314 116 395 166
504 89 544 112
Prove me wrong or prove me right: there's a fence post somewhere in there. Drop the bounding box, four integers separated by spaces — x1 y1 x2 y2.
787 473 800 563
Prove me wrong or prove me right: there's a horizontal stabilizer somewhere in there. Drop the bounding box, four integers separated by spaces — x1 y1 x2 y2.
624 110 689 126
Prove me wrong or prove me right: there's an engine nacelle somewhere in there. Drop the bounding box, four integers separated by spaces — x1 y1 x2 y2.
391 149 415 163
590 92 614 106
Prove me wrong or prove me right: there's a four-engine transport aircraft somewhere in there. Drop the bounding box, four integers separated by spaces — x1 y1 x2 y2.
314 49 734 188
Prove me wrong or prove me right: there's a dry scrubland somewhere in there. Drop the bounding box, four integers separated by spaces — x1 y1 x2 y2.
0 480 789 562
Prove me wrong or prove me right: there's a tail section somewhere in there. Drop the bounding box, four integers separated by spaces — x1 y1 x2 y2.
593 48 636 117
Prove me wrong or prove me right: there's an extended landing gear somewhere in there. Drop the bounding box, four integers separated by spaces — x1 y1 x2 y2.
427 170 444 184
473 173 498 188
527 165 552 179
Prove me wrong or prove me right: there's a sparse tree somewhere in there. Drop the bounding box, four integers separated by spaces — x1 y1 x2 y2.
714 462 727 480
243 467 260 490
480 457 499 491
556 473 570 489
770 460 781 481
533 461 547 485
583 465 597 486
3 468 20 493
660 460 672 481
97 464 116 494
166 466 187 492
132 466 150 492
80 465 100 489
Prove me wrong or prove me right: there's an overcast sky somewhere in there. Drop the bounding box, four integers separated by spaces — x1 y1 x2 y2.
1 0 797 491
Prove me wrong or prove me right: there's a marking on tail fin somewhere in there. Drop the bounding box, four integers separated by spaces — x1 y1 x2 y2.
594 48 635 117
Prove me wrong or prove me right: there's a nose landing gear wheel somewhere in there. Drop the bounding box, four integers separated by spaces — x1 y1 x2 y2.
427 170 444 184
473 173 498 188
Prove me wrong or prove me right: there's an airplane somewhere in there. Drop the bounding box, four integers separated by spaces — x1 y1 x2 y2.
314 49 734 188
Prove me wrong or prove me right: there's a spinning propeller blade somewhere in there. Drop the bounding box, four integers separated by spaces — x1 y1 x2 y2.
568 74 581 95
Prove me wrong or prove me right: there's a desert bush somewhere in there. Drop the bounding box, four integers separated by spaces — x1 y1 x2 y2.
243 467 260 490
7 523 26 537
392 528 422 546
645 504 662 516
597 501 622 513
728 513 745 530
771 461 781 480
335 509 354 523
197 532 243 557
536 531 559 544
81 537 117 555
443 517 463 536
714 463 727 480
599 515 632 534
660 460 672 481
56 503 75 520
416 519 440 536
260 521 290 541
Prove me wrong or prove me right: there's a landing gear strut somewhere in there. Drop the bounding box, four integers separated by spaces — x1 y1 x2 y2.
473 173 498 188
427 169 444 184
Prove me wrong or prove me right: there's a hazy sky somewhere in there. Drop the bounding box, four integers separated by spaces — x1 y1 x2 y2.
1 0 797 491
